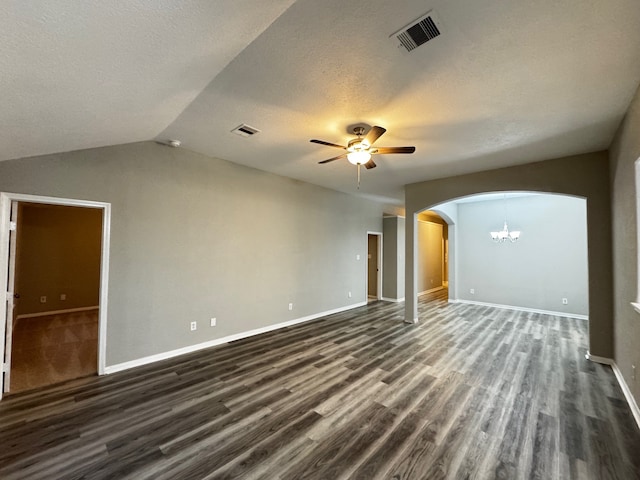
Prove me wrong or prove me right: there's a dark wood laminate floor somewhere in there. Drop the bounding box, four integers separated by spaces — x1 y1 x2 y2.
1 291 639 479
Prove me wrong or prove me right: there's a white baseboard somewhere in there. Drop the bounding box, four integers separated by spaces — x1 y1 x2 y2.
16 306 99 320
586 352 640 430
453 299 588 320
611 363 640 430
418 286 444 296
104 301 367 375
381 297 405 303
584 351 613 365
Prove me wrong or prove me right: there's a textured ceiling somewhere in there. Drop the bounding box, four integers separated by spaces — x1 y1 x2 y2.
0 1 295 160
3 0 640 203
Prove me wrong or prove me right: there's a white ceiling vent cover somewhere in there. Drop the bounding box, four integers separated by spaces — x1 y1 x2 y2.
231 124 261 137
391 11 442 53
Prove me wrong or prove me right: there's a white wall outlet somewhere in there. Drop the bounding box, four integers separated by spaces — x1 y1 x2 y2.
356 254 360 260
633 364 636 381
562 298 568 305
469 289 475 295
288 303 293 311
60 294 66 301
210 318 216 327
348 291 352 298
190 321 197 331
40 296 47 303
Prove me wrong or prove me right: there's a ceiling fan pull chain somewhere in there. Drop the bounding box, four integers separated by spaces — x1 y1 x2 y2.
357 163 361 189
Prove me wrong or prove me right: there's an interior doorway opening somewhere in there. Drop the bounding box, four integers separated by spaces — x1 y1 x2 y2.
416 211 448 297
367 232 382 303
0 193 111 400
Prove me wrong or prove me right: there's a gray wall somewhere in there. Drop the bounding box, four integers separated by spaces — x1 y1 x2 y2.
610 81 640 405
405 151 612 358
382 216 404 300
0 142 387 366
456 195 588 315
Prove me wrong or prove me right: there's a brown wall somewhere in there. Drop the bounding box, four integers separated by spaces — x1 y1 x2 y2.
404 151 613 358
15 203 102 316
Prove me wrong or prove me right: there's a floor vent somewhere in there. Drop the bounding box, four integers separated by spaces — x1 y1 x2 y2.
231 124 261 137
391 11 442 53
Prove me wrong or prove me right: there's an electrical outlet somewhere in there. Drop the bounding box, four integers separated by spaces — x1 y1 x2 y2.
470 289 475 295
356 254 360 260
190 321 197 331
633 364 636 381
562 298 568 305
210 318 216 327
348 291 352 298
60 294 66 301
288 303 293 311
40 296 47 303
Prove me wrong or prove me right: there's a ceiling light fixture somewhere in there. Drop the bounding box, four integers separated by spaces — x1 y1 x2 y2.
347 149 371 165
490 221 520 243
490 195 521 243
345 129 374 189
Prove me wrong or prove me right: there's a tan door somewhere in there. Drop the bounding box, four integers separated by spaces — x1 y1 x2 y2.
3 201 18 393
367 234 378 297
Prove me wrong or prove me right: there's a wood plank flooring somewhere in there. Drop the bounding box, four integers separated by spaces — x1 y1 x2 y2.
1 291 639 479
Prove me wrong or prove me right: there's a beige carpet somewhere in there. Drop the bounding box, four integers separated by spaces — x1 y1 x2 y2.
9 310 98 393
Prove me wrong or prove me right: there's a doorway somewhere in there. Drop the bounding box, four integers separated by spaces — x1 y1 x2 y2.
0 193 111 400
416 211 448 296
367 232 382 303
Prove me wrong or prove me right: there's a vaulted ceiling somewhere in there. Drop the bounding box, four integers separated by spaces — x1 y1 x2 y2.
3 1 640 203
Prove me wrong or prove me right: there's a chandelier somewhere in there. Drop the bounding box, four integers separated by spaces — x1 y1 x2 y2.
490 195 521 243
490 221 520 243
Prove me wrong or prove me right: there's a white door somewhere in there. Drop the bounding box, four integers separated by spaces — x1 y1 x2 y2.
3 201 18 393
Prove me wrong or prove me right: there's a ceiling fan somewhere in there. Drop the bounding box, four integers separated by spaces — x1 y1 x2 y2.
310 125 415 188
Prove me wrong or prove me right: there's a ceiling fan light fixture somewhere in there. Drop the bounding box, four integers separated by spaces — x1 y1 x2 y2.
347 150 371 165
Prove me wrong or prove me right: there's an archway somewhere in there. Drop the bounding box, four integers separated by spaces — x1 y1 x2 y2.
403 153 613 359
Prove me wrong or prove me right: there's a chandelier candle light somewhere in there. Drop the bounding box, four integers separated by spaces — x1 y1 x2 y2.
490 195 521 243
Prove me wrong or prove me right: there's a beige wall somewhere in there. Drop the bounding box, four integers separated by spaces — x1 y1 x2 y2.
0 141 388 366
610 81 640 405
405 151 612 358
417 220 444 293
15 204 102 316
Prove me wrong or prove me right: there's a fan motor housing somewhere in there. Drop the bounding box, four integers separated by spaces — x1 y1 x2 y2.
348 138 368 152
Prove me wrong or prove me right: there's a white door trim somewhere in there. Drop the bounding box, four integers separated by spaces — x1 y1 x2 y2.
0 192 111 400
366 231 383 301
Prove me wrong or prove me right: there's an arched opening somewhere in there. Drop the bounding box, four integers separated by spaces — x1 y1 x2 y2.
414 192 589 322
402 154 613 359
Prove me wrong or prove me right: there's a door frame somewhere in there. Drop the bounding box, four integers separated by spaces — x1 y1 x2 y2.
0 192 111 400
366 231 383 301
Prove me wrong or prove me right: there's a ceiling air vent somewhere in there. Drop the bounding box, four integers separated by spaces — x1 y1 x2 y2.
391 11 442 53
231 124 261 137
